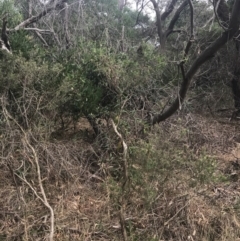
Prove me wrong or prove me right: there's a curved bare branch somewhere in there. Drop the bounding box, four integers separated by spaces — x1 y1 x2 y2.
151 0 240 125
165 0 188 35
213 0 229 29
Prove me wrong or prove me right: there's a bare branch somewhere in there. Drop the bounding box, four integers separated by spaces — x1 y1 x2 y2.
214 0 228 30
18 28 53 34
14 0 66 30
63 2 70 48
213 0 229 29
166 0 188 35
161 0 179 21
175 0 194 110
110 118 128 241
135 0 149 26
151 0 240 124
28 0 33 17
188 0 194 37
35 31 49 46
1 98 55 241
8 27 52 47
150 0 164 45
182 0 194 59
150 0 188 49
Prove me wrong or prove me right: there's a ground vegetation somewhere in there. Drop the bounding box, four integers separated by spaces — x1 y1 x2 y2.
1 0 240 240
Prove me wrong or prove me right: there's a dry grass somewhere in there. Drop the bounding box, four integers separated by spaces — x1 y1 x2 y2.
1 109 240 241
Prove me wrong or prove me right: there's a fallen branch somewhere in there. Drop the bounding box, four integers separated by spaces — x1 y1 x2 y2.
21 28 53 34
110 118 128 241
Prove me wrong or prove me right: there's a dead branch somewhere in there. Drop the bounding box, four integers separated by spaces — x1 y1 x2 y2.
1 97 55 241
21 28 53 34
110 118 128 241
14 0 67 30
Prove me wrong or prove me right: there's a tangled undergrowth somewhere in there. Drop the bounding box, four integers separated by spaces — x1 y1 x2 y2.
1 96 240 241
0 0 240 239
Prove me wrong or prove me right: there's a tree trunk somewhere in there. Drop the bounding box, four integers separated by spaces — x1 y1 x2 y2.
151 0 240 124
230 34 240 119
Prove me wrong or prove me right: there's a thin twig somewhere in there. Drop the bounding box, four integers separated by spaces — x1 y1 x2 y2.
164 201 189 226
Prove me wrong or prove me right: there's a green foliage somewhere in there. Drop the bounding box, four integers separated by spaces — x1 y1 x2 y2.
189 153 216 186
49 40 166 122
10 31 40 58
0 53 62 130
52 42 122 119
0 0 22 26
129 137 216 199
0 0 239 240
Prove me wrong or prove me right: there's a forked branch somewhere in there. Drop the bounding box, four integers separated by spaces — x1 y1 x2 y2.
151 0 240 125
150 0 188 48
